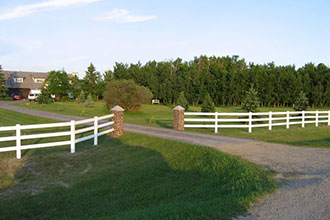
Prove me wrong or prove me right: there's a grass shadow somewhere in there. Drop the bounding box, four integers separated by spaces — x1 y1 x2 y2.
0 133 276 220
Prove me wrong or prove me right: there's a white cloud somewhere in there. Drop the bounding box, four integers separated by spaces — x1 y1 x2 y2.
0 0 101 20
96 8 157 23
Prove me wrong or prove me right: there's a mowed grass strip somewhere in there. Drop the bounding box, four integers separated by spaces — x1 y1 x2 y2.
15 102 330 148
0 132 276 220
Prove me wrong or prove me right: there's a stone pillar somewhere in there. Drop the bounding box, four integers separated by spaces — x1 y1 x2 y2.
111 105 125 138
173 105 185 131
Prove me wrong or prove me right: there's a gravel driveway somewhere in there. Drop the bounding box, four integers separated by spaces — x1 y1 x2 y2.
1 101 329 219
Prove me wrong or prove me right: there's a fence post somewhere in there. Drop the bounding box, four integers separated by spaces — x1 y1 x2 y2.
302 111 305 128
16 124 21 159
173 106 185 131
111 105 125 138
328 110 330 126
248 112 252 133
269 111 272 130
70 120 75 153
94 116 98 145
315 110 319 127
286 111 290 129
215 112 218 133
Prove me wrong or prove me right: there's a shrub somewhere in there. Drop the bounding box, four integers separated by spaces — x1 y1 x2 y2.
104 79 152 111
77 90 85 103
201 93 216 112
241 87 260 112
0 97 13 101
176 91 189 110
37 92 53 104
84 93 94 108
294 91 309 111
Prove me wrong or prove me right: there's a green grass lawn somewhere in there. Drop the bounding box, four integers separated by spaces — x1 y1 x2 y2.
15 101 330 148
0 109 276 220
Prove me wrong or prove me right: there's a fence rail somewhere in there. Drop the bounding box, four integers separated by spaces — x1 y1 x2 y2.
0 114 114 159
184 110 330 133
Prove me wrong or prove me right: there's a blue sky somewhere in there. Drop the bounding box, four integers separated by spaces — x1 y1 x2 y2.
0 0 329 77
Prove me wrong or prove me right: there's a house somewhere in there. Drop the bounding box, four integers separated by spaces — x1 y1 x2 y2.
2 70 78 99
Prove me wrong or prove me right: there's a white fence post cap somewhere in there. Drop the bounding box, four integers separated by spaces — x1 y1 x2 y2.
111 105 124 111
173 105 185 111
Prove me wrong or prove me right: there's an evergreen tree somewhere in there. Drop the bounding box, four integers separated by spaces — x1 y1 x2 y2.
83 63 102 99
201 93 216 112
176 91 189 110
294 91 309 111
77 90 85 103
84 93 94 108
0 65 7 98
241 87 260 112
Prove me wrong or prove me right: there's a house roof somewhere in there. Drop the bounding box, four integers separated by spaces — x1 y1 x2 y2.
2 70 78 89
2 71 48 89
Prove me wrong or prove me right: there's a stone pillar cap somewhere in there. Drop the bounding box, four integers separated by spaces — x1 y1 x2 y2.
111 105 125 111
173 105 185 111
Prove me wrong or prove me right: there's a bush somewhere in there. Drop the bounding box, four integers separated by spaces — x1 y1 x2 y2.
104 79 152 111
176 91 189 110
241 87 260 112
84 93 94 108
77 90 85 103
0 97 13 101
201 93 216 112
294 91 309 111
37 93 53 104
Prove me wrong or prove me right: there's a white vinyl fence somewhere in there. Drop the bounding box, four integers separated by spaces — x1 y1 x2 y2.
0 114 114 159
184 110 330 133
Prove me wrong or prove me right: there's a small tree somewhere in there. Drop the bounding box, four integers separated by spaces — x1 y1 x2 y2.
84 93 94 108
176 91 189 110
241 87 260 112
44 70 70 100
294 91 309 111
104 79 152 111
77 90 85 103
201 93 216 112
0 65 7 99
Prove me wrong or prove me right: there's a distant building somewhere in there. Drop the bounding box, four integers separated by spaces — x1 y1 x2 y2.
2 70 78 99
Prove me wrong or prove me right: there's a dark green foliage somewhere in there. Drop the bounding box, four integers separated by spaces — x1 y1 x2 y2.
109 56 330 107
242 87 260 112
0 65 7 98
83 63 104 100
84 93 94 108
70 75 82 98
294 91 309 111
37 90 53 104
201 93 216 112
104 79 153 111
44 70 70 100
77 90 85 103
176 91 189 110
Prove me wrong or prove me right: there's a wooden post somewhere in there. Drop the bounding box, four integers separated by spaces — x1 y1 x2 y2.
215 112 218 133
70 120 75 153
302 111 305 128
315 110 319 127
111 105 125 138
16 124 21 159
286 111 290 129
269 111 272 130
94 116 98 145
173 106 185 131
328 110 330 126
248 112 252 133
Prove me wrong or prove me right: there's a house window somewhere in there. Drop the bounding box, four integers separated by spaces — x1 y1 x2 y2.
13 78 24 83
34 78 45 83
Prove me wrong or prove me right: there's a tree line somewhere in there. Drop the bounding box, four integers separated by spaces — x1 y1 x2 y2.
109 55 330 107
